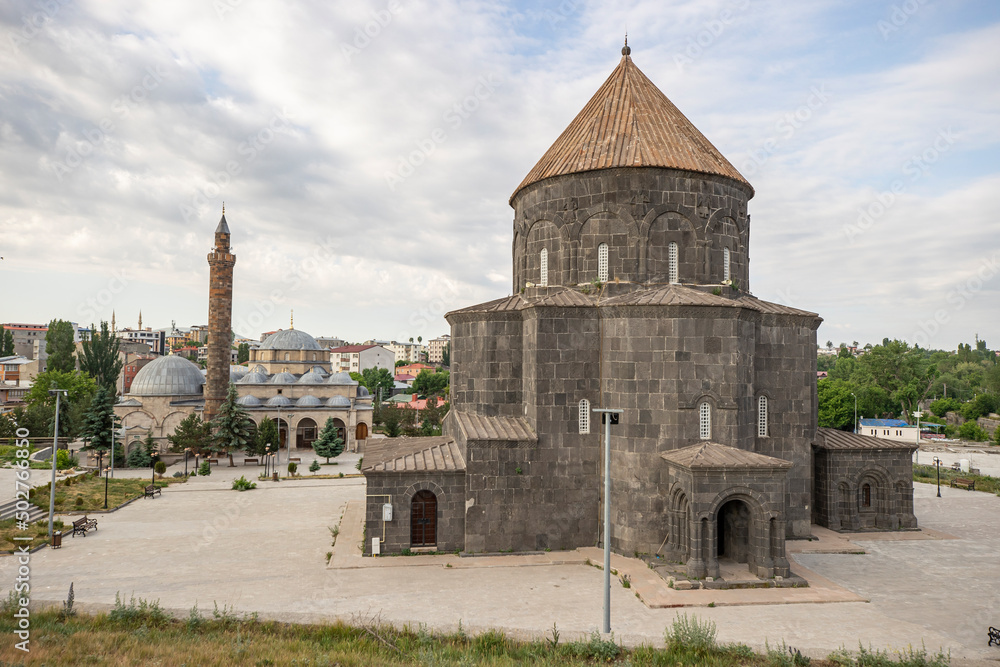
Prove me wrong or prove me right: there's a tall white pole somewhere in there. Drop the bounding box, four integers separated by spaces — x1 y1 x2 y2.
48 390 66 538
603 413 611 634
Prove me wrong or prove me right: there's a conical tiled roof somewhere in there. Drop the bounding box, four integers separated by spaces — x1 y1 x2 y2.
512 51 751 202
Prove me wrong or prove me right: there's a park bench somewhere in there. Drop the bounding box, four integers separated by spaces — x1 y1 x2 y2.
989 626 1000 646
244 458 259 465
289 457 301 463
208 458 219 465
144 484 161 498
71 516 97 537
950 478 975 491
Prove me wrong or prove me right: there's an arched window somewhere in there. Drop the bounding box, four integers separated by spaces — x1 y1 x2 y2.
284 352 290 361
723 248 731 282
668 242 679 284
861 483 872 508
540 248 549 287
698 401 711 440
578 399 590 434
757 395 768 437
597 243 609 282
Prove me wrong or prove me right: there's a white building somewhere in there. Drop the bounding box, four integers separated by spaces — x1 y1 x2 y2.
386 341 425 364
330 344 395 374
858 418 919 444
428 335 450 364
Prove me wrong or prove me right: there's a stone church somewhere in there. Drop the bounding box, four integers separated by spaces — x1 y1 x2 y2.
362 46 916 577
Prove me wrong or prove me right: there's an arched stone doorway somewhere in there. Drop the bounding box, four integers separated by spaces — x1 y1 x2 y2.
717 499 751 564
276 418 289 450
332 418 347 449
356 422 368 440
411 490 437 547
296 418 318 449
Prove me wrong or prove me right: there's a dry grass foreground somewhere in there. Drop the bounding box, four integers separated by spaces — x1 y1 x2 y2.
0 594 950 666
29 472 183 514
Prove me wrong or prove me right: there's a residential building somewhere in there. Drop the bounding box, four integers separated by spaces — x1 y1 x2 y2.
428 335 450 364
330 344 395 375
2 323 48 359
396 363 435 377
387 340 426 364
0 356 31 385
315 336 347 349
858 418 919 443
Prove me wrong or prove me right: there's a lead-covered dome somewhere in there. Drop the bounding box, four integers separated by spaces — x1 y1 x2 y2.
129 355 206 396
260 329 322 351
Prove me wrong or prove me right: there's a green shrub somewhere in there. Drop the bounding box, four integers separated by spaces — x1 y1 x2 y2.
561 631 621 661
665 613 717 653
127 446 151 468
154 460 167 475
309 460 320 474
198 461 211 476
287 462 297 476
231 475 257 491
56 449 78 470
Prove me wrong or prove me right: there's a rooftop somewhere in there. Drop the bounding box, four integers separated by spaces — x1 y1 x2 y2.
660 442 793 470
362 436 465 473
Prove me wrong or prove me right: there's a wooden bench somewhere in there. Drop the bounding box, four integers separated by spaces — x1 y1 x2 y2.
989 626 1000 647
244 458 259 465
71 516 97 537
950 477 975 491
208 458 219 465
289 457 301 463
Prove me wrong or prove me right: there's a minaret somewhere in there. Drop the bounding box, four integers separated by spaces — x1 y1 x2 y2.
204 206 236 422
138 310 142 330
111 310 116 333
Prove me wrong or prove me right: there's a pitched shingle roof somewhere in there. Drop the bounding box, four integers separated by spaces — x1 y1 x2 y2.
451 410 537 443
813 427 917 450
660 442 793 469
362 436 466 472
601 284 735 307
512 52 751 202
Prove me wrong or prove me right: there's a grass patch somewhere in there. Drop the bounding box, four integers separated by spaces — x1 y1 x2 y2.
912 464 1000 494
29 473 186 513
0 605 951 666
0 518 63 552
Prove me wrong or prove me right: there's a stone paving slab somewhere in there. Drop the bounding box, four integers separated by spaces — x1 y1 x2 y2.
2 475 998 664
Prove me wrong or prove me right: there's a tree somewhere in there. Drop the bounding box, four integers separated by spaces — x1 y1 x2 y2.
928 398 961 418
127 441 152 468
26 370 97 439
422 396 450 429
211 383 254 466
309 459 320 474
958 420 987 442
825 341 833 350
850 339 932 418
817 379 856 430
312 417 345 463
408 337 414 343
395 360 407 367
417 336 422 343
237 342 250 364
80 385 121 461
379 404 415 437
360 367 394 403
254 417 279 457
0 325 14 356
45 319 77 373
79 321 123 393
441 342 450 367
412 369 449 397
167 413 211 454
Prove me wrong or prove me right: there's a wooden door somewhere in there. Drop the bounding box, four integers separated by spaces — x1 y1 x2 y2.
410 491 437 547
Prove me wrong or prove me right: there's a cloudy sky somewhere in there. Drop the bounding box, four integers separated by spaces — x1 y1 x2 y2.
1 0 998 350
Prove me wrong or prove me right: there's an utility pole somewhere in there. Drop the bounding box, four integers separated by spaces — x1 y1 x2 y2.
48 388 69 538
592 407 623 635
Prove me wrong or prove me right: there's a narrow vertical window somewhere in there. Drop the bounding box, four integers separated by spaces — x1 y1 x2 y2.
540 248 548 287
757 395 768 437
668 242 679 284
579 399 590 434
698 401 711 440
723 248 731 282
597 242 609 282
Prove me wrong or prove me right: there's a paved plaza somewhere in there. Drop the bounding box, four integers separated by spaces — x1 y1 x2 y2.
2 453 999 664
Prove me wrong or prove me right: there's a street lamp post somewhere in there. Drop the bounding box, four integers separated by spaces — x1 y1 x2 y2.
184 448 190 477
47 388 68 538
932 456 942 497
591 407 623 635
850 392 858 434
104 465 109 509
150 451 157 487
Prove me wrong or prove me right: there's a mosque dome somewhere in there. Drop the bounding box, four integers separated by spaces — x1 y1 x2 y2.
327 372 357 385
260 329 322 351
357 386 370 397
270 372 298 384
251 365 268 374
297 371 326 384
296 395 322 407
230 366 250 382
237 371 269 384
327 395 352 408
265 395 293 407
129 355 206 396
236 395 262 407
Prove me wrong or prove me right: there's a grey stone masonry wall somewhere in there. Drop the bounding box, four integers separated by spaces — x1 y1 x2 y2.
753 314 821 538
511 168 751 291
364 471 465 555
449 314 523 419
